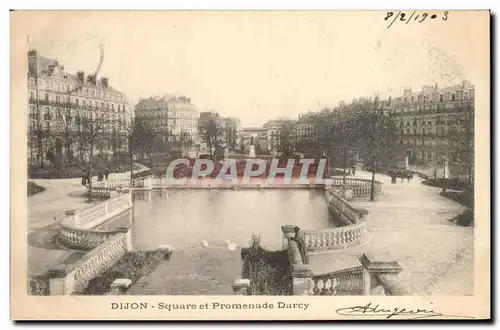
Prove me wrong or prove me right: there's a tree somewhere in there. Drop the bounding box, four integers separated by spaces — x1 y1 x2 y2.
179 130 194 156
121 117 162 179
447 109 474 185
198 116 223 157
277 120 297 161
355 96 399 201
79 111 107 202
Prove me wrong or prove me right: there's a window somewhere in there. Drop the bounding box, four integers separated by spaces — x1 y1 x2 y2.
76 99 79 106
44 93 49 101
83 99 86 107
67 85 70 92
411 96 415 104
451 93 456 101
57 83 60 91
464 91 469 100
101 102 104 109
44 107 50 120
55 96 60 104
439 94 444 102
56 108 62 121
30 91 34 100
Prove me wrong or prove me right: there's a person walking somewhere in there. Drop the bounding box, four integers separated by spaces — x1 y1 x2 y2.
98 172 103 182
103 167 109 180
81 168 87 186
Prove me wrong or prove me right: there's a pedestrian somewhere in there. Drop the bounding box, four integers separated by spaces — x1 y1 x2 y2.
104 167 109 180
352 166 356 175
98 172 103 182
407 173 413 183
81 168 87 186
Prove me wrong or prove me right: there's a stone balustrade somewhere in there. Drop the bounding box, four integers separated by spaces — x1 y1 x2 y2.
302 253 407 296
47 232 131 295
300 222 369 252
60 193 133 231
94 178 145 190
58 226 131 251
325 188 369 225
358 253 410 295
311 266 364 295
329 176 383 197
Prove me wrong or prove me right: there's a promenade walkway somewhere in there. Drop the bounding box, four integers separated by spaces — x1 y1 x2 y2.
27 163 149 275
307 170 473 295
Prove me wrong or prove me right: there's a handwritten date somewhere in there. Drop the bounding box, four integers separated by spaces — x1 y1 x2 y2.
385 11 449 29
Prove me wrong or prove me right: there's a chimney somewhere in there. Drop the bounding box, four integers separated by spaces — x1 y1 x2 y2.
28 49 37 57
87 74 97 85
77 71 85 83
100 77 109 88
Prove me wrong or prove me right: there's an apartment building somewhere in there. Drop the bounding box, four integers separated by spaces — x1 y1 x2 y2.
135 94 198 150
28 49 130 167
388 81 474 180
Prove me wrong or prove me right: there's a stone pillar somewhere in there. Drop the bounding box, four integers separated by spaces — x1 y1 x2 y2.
232 279 251 295
108 278 132 295
359 253 405 295
281 225 296 249
443 159 450 179
46 264 70 295
292 265 313 295
357 208 369 222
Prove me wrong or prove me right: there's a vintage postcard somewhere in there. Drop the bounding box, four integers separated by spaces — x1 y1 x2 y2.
10 10 490 320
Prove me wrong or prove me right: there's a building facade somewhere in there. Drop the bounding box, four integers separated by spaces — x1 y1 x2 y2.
135 94 198 154
220 117 241 153
387 81 475 181
28 49 130 168
294 112 318 154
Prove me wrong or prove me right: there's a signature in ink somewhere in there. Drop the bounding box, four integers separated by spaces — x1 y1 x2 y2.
336 302 447 320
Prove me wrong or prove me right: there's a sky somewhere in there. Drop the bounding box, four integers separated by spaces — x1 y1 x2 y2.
19 11 489 127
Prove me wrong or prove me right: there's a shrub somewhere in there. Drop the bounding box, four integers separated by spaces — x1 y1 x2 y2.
454 209 474 227
82 249 170 295
242 234 293 295
27 181 45 196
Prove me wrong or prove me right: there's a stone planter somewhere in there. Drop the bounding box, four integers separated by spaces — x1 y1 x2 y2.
343 187 354 200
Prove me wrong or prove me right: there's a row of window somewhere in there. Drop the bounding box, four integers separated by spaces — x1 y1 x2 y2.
393 90 474 106
28 77 125 102
30 91 128 113
390 101 474 114
29 106 127 123
137 110 197 119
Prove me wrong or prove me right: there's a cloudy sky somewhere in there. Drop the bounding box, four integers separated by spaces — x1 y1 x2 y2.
17 11 488 126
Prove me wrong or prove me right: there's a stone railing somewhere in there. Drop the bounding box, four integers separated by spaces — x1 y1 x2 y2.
325 188 369 225
310 266 364 295
46 232 132 295
280 234 408 296
60 192 133 230
309 253 409 296
329 176 383 197
300 222 369 252
92 186 111 199
58 226 131 251
94 177 145 190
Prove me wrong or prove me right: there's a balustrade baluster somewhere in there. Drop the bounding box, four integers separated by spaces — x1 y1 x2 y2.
313 279 320 295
